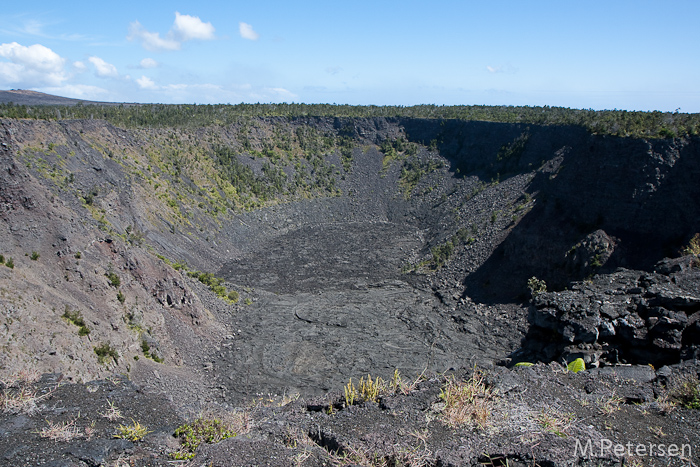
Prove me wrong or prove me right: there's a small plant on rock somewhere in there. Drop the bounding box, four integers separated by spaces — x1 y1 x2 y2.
172 413 249 460
30 251 40 261
344 374 387 406
438 370 497 429
598 391 624 416
115 419 150 441
669 374 700 409
566 358 586 373
5 257 14 269
681 233 700 257
536 409 574 437
100 400 123 421
527 276 547 297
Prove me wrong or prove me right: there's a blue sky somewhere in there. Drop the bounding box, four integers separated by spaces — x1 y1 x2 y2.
0 1 698 111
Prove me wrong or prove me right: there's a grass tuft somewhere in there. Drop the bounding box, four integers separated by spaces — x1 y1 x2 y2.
438 370 496 429
114 419 150 441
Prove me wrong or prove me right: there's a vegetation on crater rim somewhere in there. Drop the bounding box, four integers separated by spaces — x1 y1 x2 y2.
1 102 698 139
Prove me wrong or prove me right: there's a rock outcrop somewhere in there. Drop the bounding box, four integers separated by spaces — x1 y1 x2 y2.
522 255 700 367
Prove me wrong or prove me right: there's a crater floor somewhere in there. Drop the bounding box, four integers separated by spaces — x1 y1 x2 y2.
218 222 423 293
212 221 523 401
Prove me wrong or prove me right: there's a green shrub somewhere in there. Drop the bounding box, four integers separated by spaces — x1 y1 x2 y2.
682 233 700 256
74 251 82 259
94 342 119 365
30 251 40 261
115 419 149 441
117 290 125 303
62 306 90 336
0 254 4 264
5 258 14 269
106 271 121 287
659 128 677 138
527 277 547 297
172 417 239 460
227 290 239 303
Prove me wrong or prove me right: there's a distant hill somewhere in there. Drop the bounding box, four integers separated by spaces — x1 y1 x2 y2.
0 89 129 106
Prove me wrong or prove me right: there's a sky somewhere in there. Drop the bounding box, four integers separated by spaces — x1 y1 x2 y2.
0 1 698 112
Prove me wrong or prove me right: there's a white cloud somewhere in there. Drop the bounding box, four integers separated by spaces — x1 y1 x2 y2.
486 64 518 74
173 12 215 41
73 61 87 72
139 58 158 68
88 56 119 78
136 75 158 90
128 21 181 51
0 42 67 86
325 66 343 75
128 12 215 52
239 22 259 41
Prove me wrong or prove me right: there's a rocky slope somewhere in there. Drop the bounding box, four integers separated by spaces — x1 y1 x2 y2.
0 113 699 466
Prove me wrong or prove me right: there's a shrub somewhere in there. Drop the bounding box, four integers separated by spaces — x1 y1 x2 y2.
116 290 125 303
105 271 120 288
0 254 4 264
172 417 240 460
94 342 119 365
63 307 90 336
682 233 700 256
5 257 14 269
141 338 163 363
527 276 547 297
30 251 40 261
227 290 239 303
74 251 81 259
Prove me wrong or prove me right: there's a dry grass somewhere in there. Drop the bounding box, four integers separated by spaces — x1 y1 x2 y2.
100 400 124 421
37 417 83 442
652 394 677 414
438 370 497 429
284 427 316 449
389 369 424 396
1 384 56 416
535 408 574 437
598 391 624 416
329 442 432 467
668 373 700 409
0 371 59 416
1 369 41 386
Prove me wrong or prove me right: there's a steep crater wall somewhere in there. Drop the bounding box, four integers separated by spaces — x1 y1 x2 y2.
0 116 698 401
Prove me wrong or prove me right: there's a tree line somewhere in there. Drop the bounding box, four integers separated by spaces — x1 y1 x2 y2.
0 101 698 139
